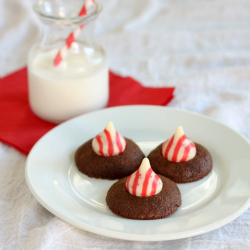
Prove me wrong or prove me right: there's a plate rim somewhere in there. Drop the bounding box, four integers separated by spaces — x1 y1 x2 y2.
25 105 250 241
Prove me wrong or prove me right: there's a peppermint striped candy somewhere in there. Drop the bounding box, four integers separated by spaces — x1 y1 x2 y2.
54 0 95 67
126 158 163 197
162 126 196 162
92 121 126 156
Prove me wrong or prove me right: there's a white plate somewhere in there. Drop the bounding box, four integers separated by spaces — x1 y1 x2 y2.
25 105 250 241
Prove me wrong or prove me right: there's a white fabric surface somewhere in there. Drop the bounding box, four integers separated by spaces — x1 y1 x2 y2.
1 0 250 249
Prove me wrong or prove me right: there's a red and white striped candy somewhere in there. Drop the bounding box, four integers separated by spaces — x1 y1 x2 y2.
92 121 126 156
54 0 94 67
126 158 163 197
162 126 196 162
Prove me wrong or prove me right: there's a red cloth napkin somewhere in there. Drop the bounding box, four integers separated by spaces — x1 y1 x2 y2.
0 67 174 155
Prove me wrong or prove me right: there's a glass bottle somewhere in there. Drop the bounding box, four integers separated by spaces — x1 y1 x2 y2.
28 0 109 123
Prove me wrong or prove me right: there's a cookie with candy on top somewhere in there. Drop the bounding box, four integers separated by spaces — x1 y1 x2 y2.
106 158 181 220
75 121 145 179
147 126 213 183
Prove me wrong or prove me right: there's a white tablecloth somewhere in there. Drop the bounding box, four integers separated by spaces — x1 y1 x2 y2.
1 0 250 249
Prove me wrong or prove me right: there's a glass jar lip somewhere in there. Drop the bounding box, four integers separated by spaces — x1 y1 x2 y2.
33 0 102 25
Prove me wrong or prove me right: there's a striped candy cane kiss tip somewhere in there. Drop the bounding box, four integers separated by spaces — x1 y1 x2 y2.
126 158 163 197
162 126 196 162
92 121 126 157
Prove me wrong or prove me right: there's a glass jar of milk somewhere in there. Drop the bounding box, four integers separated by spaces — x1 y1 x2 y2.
28 0 109 123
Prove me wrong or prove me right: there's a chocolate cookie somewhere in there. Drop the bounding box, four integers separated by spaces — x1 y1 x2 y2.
75 138 145 179
147 143 212 183
106 175 181 220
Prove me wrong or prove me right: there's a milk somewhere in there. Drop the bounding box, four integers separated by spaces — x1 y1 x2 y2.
28 47 109 123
